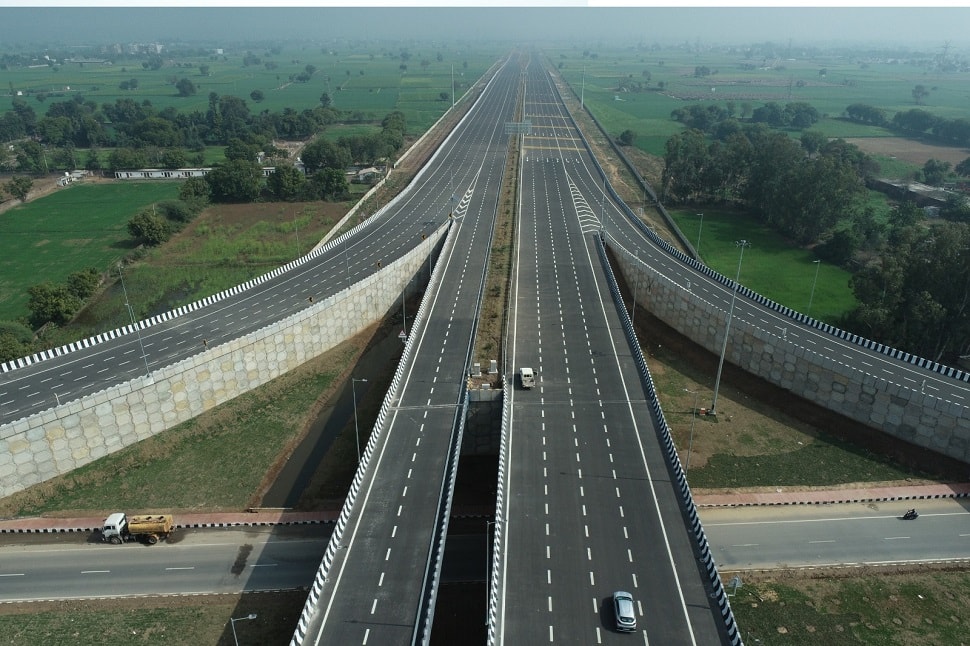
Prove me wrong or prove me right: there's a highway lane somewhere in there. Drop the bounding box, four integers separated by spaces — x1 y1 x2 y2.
301 54 521 645
0 527 328 602
702 499 970 570
496 54 726 645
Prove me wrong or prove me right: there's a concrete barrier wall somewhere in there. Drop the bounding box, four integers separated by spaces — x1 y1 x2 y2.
609 240 970 465
0 229 445 499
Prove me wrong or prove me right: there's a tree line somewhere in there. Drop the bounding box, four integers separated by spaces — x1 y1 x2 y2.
846 103 970 149
0 89 404 175
660 101 970 365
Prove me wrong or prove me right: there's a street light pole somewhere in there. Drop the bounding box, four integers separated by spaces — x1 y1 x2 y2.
352 377 368 463
118 265 151 378
807 259 821 317
711 240 750 415
230 613 257 646
696 213 704 255
684 389 699 473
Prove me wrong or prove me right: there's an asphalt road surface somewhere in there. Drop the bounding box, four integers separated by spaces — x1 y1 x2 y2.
496 53 727 645
702 499 970 570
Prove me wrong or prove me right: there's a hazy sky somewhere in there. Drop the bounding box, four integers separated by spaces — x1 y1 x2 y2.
0 4 968 50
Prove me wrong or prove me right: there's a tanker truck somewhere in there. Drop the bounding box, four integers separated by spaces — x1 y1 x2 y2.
101 512 174 545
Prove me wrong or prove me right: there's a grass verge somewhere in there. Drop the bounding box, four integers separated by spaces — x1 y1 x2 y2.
472 68 521 381
0 591 306 646
729 566 970 646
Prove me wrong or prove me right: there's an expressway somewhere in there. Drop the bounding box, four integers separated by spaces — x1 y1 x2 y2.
495 55 727 644
296 54 522 644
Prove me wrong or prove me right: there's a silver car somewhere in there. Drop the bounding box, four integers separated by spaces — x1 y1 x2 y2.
613 590 637 632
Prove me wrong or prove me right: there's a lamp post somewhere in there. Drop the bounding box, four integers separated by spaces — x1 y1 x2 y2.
352 377 368 463
696 213 704 255
118 265 151 378
807 259 821 317
711 240 750 415
684 389 699 473
230 613 257 646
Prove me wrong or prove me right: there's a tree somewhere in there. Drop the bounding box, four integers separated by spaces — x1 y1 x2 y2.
320 92 332 108
438 92 450 102
0 322 32 362
127 210 172 245
205 159 263 202
107 147 148 171
922 158 951 186
84 148 102 171
301 138 351 172
618 129 636 146
799 130 827 155
27 282 82 327
3 176 33 202
250 89 265 103
912 84 929 105
161 147 187 169
266 163 306 201
178 177 211 209
845 222 970 361
199 64 210 77
304 168 348 201
954 157 970 177
66 268 101 299
175 78 197 97
224 138 260 162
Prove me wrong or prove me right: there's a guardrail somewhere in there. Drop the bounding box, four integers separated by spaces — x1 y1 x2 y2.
595 232 743 646
414 388 470 645
486 379 511 645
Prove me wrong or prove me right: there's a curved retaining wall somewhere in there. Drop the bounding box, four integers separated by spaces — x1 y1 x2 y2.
609 237 970 464
0 229 445 499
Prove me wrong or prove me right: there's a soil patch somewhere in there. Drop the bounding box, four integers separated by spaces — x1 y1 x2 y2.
844 136 970 166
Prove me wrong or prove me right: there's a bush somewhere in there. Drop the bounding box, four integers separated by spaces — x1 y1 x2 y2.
127 211 173 246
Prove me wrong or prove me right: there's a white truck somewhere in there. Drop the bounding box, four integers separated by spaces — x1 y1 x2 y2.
519 367 535 389
101 512 175 545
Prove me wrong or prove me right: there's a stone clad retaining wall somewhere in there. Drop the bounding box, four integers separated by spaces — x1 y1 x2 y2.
0 229 444 499
609 241 970 465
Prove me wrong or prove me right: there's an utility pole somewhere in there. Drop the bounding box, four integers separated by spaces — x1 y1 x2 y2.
711 240 750 415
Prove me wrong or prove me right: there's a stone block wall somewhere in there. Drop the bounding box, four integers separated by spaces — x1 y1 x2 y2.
610 242 970 465
0 231 444 499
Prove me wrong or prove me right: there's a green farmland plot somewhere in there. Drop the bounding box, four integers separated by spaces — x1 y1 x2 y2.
2 45 503 139
545 46 970 153
669 208 857 323
0 182 179 321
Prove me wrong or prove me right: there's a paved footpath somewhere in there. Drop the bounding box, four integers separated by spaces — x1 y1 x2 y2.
694 481 970 507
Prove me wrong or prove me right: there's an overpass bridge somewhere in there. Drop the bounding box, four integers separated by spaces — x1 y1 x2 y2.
3 47 969 646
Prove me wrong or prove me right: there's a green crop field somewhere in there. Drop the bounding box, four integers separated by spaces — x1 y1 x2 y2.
1 44 502 139
543 46 970 159
668 208 858 323
0 182 179 321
